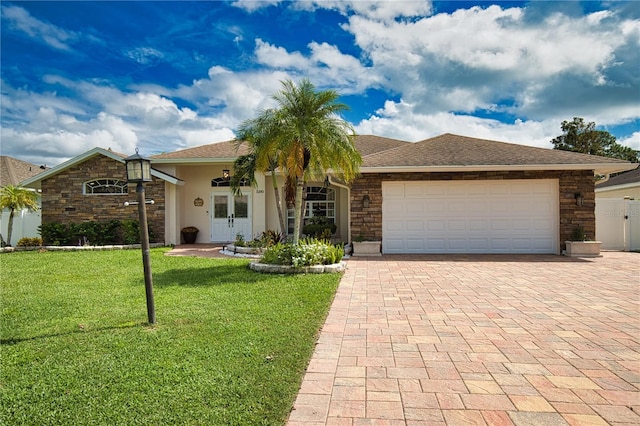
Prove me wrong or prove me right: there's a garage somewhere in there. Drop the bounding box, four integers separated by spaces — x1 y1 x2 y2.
382 179 559 254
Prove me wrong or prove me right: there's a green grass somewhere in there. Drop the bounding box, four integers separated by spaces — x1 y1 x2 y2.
0 248 341 425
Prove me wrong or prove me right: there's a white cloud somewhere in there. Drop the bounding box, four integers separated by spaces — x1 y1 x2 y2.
1 4 78 50
296 0 433 23
255 39 309 69
253 39 380 92
619 132 640 151
355 98 567 149
343 4 638 122
231 0 283 12
123 47 164 65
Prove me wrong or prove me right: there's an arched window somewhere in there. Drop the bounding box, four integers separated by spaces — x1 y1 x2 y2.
84 179 128 195
287 186 335 234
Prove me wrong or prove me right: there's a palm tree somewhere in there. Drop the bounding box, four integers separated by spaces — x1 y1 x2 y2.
0 185 40 247
234 116 288 236
238 79 361 244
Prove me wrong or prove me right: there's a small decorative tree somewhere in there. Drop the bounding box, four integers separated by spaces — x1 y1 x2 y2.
0 185 39 247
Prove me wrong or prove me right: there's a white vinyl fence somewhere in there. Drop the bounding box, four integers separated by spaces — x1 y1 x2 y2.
595 198 640 251
0 207 41 246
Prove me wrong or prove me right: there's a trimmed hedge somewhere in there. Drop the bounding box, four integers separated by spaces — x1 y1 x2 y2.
39 220 156 246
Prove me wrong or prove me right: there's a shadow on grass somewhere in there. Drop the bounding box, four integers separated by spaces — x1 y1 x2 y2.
0 321 144 345
153 262 279 288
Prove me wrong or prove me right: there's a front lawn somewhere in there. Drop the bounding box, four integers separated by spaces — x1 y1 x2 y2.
0 248 341 425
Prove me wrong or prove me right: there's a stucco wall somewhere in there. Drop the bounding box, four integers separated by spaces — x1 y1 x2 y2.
350 170 595 251
41 155 165 243
595 186 640 199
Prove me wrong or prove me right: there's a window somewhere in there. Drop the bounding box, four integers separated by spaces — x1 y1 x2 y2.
287 186 335 234
84 179 128 195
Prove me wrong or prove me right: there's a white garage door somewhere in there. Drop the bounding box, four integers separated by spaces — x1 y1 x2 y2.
382 179 559 254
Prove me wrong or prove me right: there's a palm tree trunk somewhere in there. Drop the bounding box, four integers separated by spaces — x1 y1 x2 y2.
299 184 307 240
292 178 304 244
6 209 15 247
271 172 287 236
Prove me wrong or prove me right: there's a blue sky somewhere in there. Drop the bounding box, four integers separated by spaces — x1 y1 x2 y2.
2 1 639 167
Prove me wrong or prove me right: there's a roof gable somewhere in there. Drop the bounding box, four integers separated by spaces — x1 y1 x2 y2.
21 147 183 187
361 133 634 174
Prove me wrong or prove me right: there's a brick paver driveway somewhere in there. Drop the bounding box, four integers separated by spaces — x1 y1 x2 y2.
287 252 639 426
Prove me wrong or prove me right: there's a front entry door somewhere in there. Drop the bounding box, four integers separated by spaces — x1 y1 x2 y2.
211 192 252 242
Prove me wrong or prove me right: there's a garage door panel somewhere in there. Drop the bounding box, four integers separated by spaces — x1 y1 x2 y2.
383 183 405 197
448 220 466 231
469 219 488 231
385 220 404 232
382 180 558 254
406 239 425 250
406 221 424 232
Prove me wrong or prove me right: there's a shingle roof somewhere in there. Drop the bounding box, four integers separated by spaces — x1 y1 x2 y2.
596 165 640 188
361 133 632 169
353 135 410 156
0 156 48 187
151 140 249 160
151 135 405 161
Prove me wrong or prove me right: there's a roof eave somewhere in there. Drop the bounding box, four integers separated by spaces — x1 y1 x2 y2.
20 147 184 187
595 181 640 192
359 163 637 175
150 157 238 164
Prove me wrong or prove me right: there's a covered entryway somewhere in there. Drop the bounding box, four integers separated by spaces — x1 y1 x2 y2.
382 179 559 254
210 192 252 242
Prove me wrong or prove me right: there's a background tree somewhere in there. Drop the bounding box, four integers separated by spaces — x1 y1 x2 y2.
0 185 40 247
237 79 362 244
551 117 638 162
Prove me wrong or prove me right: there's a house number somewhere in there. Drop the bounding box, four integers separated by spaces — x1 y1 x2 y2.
256 190 265 194
194 197 204 207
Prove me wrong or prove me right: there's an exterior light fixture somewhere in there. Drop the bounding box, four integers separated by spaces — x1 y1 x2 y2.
125 149 152 183
575 192 584 207
124 149 155 324
222 169 230 179
362 194 370 208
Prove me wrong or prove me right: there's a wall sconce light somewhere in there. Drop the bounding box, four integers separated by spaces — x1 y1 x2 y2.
324 176 330 188
575 192 584 207
222 169 230 179
362 194 370 208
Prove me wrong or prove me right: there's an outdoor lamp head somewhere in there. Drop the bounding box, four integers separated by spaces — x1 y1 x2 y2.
124 149 152 183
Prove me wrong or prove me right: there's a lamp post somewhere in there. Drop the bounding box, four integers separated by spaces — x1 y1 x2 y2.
124 149 155 324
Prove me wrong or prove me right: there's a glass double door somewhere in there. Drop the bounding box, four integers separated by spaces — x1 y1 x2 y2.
210 192 252 242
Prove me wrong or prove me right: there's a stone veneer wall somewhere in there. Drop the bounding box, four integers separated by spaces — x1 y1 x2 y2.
41 155 165 243
350 170 595 251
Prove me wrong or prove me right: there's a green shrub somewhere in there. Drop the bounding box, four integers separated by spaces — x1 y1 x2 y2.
39 220 154 246
260 238 344 267
246 229 285 248
16 237 43 247
121 220 141 244
570 225 587 241
302 216 337 238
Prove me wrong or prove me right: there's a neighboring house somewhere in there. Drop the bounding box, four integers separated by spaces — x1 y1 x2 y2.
21 133 634 254
595 165 640 199
595 165 640 251
0 156 48 245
